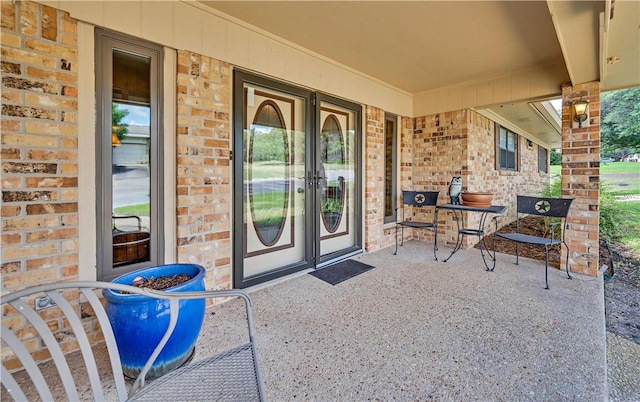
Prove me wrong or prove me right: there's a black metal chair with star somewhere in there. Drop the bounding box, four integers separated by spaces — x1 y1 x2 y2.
496 195 574 289
394 190 440 260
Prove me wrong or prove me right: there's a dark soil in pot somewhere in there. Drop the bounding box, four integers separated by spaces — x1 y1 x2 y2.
131 274 192 290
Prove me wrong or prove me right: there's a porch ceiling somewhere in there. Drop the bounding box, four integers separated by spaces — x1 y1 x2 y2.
200 1 639 148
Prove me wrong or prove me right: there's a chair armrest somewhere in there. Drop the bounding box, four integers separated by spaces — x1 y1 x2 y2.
129 288 257 396
1 281 264 402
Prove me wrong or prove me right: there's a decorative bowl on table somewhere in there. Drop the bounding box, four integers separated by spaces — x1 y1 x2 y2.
460 192 494 208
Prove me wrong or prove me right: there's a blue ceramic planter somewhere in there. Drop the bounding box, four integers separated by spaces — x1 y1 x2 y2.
103 264 206 378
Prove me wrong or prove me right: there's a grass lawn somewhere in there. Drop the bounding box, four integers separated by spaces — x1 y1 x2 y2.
619 201 640 253
550 161 640 176
550 162 640 195
247 161 346 179
596 161 640 174
551 162 640 252
113 204 149 217
601 177 640 196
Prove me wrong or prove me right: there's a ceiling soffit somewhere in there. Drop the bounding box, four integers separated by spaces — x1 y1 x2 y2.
198 1 638 148
547 0 602 87
600 0 640 91
201 1 567 94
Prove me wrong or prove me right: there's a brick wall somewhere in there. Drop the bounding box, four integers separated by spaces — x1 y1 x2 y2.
175 51 232 289
364 105 385 251
390 117 420 247
382 115 416 249
1 0 81 365
1 1 79 291
467 111 549 230
399 116 414 191
561 82 600 276
411 109 549 249
414 110 468 246
367 110 416 252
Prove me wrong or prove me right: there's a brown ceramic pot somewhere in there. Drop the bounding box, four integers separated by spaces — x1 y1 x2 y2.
460 192 494 207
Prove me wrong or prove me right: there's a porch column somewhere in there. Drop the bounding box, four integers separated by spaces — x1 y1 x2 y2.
561 82 601 276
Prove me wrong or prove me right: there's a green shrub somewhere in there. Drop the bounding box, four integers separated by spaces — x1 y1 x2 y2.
550 150 562 165
599 181 623 242
541 179 562 198
539 180 562 238
540 179 623 242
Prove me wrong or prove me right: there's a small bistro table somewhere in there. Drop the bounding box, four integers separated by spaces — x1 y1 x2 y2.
436 203 507 271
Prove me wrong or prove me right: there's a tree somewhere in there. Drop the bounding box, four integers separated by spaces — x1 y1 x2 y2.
600 86 640 157
550 150 562 165
112 103 129 140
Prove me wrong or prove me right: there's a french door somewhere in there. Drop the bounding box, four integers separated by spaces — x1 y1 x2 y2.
233 71 362 288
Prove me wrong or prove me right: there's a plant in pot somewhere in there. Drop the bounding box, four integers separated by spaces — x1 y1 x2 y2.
102 263 206 378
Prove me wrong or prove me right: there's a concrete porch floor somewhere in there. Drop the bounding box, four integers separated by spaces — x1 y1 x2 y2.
6 242 606 401
203 241 607 401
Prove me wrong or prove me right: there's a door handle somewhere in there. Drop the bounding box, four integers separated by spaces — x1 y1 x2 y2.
297 171 314 189
316 170 326 190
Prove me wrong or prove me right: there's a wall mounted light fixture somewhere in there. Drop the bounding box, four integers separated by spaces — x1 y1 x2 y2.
571 99 589 128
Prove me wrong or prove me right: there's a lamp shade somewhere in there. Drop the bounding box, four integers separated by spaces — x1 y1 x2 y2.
572 100 588 116
571 100 589 127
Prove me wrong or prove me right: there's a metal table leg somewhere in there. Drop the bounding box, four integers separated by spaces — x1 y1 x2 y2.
442 210 498 271
475 212 498 271
443 209 464 263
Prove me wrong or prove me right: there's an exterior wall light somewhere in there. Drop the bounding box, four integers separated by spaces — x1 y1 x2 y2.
571 99 589 128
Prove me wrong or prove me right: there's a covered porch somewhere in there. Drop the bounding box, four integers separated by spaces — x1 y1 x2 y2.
10 245 606 400
239 244 607 400
1 0 638 395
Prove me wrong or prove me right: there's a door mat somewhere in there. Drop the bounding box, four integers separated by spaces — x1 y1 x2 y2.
309 260 375 285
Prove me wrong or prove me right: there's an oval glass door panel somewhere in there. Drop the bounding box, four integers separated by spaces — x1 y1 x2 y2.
249 101 289 246
319 101 357 256
242 85 307 278
320 115 345 233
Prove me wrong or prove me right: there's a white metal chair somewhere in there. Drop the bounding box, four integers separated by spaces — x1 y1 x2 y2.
1 282 265 401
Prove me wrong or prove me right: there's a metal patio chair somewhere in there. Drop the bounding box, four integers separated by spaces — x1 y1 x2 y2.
1 282 265 401
394 190 440 260
495 195 574 289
